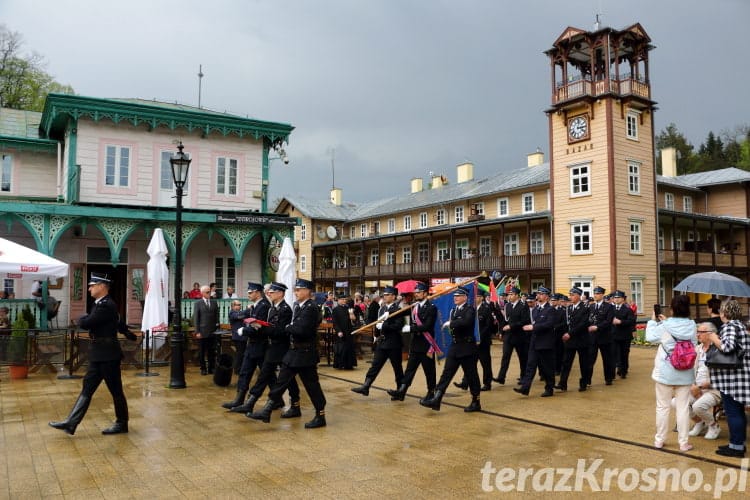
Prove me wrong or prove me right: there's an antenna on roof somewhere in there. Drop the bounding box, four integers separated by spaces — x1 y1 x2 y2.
197 64 204 109
329 147 336 189
594 13 601 31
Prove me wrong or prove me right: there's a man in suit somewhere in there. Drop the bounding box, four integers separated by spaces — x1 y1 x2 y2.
351 286 404 397
455 290 496 391
332 292 357 369
420 286 481 412
556 287 592 392
493 287 530 385
193 284 219 375
611 290 637 379
249 278 327 428
49 273 139 435
514 286 557 397
387 281 437 402
550 293 567 376
587 286 616 386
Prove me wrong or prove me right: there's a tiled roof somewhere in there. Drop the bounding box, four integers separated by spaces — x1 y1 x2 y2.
109 98 254 120
277 163 550 222
671 167 750 187
0 108 43 138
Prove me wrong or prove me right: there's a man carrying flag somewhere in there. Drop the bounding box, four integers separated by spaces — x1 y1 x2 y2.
420 286 481 413
387 281 438 402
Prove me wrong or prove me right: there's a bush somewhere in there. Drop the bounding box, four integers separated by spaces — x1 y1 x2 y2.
8 316 29 365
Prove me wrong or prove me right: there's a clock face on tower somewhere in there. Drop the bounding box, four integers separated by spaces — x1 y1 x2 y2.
568 115 589 143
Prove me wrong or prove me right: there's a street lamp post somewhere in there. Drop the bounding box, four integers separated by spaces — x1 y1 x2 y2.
168 141 191 389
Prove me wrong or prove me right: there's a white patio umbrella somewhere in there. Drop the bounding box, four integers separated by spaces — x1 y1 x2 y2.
0 237 68 279
140 229 170 335
278 237 297 307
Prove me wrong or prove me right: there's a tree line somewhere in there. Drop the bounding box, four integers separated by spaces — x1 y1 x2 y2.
655 123 750 175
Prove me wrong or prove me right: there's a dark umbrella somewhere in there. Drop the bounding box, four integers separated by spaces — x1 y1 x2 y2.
673 271 750 297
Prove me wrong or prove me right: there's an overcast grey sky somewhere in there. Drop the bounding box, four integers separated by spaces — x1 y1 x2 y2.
3 0 748 206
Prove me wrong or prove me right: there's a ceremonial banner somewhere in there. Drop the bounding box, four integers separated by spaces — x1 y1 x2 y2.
431 282 479 357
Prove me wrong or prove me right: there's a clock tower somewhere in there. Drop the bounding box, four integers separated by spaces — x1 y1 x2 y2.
546 23 658 313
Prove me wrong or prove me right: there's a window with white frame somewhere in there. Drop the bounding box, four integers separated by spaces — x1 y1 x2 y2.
658 227 664 250
629 221 642 253
530 230 544 254
454 206 464 223
385 247 395 265
473 202 485 216
659 277 666 308
214 257 236 298
404 215 412 231
1 153 11 192
571 280 593 298
402 246 412 264
3 278 14 296
626 111 639 140
436 241 450 261
299 255 307 272
370 248 379 266
300 224 307 241
160 150 188 191
455 239 469 259
683 196 693 213
531 279 546 292
479 236 492 257
105 145 131 187
569 163 590 197
497 197 509 217
571 222 592 254
675 230 682 251
216 156 238 195
417 242 429 262
387 218 395 234
350 226 355 239
372 221 380 235
522 193 534 213
687 231 694 243
665 192 674 210
360 223 367 237
435 209 446 225
504 233 519 256
419 212 428 229
628 161 640 195
629 279 643 313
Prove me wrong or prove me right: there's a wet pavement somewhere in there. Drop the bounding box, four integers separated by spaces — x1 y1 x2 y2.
1 344 748 499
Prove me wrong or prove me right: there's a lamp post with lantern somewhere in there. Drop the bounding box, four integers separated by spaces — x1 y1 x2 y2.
168 141 191 389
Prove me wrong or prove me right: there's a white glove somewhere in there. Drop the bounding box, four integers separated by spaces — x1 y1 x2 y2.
442 321 451 329
236 328 244 337
250 322 261 330
378 311 389 321
338 332 344 338
375 323 383 330
401 325 411 333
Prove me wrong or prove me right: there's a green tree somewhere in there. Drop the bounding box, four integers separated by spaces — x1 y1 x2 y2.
655 123 695 175
0 24 74 111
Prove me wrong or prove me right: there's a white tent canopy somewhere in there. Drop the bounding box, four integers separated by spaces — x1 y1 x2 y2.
0 237 69 280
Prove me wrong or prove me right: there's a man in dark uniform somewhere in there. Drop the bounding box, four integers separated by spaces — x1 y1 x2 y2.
550 293 567 376
387 281 436 402
249 278 327 428
556 287 592 392
351 286 404 397
332 292 357 369
193 284 219 375
223 282 272 408
588 286 616 386
49 273 138 435
493 287 530 385
514 287 556 397
420 286 481 412
455 290 495 391
611 290 637 379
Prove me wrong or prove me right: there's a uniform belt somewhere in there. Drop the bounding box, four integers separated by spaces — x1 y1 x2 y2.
90 337 119 344
452 336 475 344
290 342 315 350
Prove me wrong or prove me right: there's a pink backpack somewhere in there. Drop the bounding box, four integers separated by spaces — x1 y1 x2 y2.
667 334 697 370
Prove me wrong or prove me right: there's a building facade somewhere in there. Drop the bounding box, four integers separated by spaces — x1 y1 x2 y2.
0 94 295 326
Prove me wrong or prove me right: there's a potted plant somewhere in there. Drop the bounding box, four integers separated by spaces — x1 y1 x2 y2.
8 315 30 379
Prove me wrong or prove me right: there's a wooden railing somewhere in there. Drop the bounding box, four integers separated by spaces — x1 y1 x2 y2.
553 77 650 104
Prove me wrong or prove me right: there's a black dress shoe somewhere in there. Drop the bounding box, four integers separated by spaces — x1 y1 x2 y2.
554 385 567 392
480 384 491 392
716 447 746 458
513 387 529 396
102 422 128 435
540 390 554 397
200 369 208 376
492 377 504 384
605 380 613 386
578 386 587 392
619 373 627 379
453 382 468 390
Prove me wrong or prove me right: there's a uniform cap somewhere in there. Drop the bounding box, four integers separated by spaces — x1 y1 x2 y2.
88 272 111 285
269 282 287 292
294 278 314 290
246 282 263 293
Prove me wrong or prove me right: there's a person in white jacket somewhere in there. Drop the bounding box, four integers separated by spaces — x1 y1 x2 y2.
645 294 697 452
687 322 722 440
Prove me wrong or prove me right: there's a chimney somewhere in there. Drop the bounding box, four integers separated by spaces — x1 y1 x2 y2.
661 147 678 177
330 187 342 206
527 149 544 167
431 174 446 189
410 177 423 193
456 162 474 183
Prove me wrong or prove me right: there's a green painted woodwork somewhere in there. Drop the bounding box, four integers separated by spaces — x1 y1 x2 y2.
0 135 57 154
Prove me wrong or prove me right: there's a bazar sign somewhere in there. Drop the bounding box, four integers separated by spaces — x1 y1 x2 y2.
216 214 297 226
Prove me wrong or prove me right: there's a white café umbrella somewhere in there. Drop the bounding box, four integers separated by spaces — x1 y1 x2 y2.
140 229 170 336
278 237 297 307
0 237 68 279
